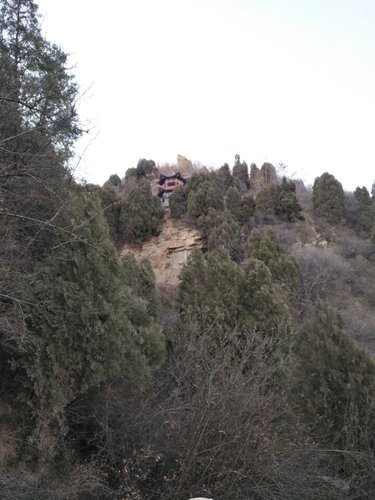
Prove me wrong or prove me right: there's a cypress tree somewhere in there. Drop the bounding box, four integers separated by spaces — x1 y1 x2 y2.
187 180 224 218
295 302 375 449
169 186 188 218
18 192 165 460
216 163 233 192
312 172 345 223
119 179 164 243
226 186 243 222
233 161 250 193
248 230 300 289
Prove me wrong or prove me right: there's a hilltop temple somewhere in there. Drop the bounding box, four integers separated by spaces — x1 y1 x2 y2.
158 172 186 207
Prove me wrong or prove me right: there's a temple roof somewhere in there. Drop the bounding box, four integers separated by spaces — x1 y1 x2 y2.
158 172 186 185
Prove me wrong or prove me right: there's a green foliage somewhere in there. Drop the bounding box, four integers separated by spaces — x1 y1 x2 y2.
179 250 244 331
179 248 290 334
248 229 300 289
121 254 159 317
169 186 188 218
17 192 165 460
240 257 291 333
260 162 277 184
226 186 242 221
0 0 81 258
295 302 375 449
135 158 156 179
276 178 304 221
352 186 375 236
255 185 275 217
124 167 137 180
233 160 250 193
187 179 224 218
198 208 243 260
312 172 345 223
216 163 233 192
0 0 81 153
119 179 164 243
241 194 256 223
99 185 121 242
256 178 304 222
107 174 122 188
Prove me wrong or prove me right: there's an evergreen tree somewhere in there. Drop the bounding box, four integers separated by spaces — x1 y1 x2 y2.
0 0 80 153
179 248 290 335
276 178 304 221
255 178 303 222
106 174 122 189
99 184 121 242
169 186 188 218
216 163 233 192
247 229 300 290
179 250 244 332
295 302 375 450
352 186 375 236
0 0 81 257
187 180 224 218
135 158 156 179
255 184 276 217
0 0 82 423
260 163 277 184
119 179 164 243
198 208 243 261
240 258 290 333
233 159 250 193
226 186 243 221
241 194 256 223
18 192 165 460
222 187 254 239
312 172 345 223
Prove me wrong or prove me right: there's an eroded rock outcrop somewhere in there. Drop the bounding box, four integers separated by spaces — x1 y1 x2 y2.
120 213 203 287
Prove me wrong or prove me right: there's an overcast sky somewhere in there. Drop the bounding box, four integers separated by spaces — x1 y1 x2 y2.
37 0 375 191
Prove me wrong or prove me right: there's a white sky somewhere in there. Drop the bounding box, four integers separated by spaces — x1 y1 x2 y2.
37 0 375 191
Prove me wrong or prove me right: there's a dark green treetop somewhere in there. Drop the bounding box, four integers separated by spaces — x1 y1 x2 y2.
312 172 344 223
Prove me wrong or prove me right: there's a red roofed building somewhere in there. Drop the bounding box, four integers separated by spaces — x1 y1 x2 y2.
158 172 186 206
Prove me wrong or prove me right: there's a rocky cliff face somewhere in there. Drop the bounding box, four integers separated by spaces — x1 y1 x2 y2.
120 213 203 287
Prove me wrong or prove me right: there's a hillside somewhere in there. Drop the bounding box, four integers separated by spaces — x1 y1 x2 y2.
120 212 203 288
120 172 375 358
1 3 375 496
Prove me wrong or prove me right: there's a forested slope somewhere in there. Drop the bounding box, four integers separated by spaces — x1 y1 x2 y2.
1 2 375 499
